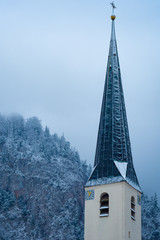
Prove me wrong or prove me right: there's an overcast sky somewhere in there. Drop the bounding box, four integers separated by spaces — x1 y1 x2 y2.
0 0 160 199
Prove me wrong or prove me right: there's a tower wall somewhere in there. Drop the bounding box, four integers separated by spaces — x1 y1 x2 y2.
84 182 141 240
123 183 142 240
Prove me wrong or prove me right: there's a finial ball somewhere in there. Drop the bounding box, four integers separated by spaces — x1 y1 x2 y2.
111 15 116 20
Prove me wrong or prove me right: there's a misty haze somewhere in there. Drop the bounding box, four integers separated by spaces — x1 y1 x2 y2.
0 1 160 240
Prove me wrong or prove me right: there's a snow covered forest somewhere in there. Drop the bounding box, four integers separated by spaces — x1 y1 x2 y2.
0 114 159 240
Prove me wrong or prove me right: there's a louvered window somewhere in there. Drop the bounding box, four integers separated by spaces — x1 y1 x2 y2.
131 196 136 220
100 193 109 217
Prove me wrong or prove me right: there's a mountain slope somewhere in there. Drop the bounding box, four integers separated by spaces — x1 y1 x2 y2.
0 114 90 240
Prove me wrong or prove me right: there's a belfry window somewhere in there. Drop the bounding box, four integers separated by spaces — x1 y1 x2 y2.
100 193 109 217
131 196 136 220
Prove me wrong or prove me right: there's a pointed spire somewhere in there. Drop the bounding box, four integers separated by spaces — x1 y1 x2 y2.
87 9 141 192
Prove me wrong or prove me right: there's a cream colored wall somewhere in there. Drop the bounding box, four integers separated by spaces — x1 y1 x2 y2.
84 182 141 240
123 183 142 240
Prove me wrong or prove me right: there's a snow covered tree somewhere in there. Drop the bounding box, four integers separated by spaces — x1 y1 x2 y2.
142 194 160 240
0 114 90 240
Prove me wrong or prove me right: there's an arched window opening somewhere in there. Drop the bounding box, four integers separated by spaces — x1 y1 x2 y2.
100 193 109 217
131 196 135 220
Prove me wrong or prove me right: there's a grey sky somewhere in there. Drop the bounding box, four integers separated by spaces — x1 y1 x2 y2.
0 0 160 198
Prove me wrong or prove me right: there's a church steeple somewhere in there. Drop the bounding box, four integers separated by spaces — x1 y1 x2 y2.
87 6 141 192
84 7 142 240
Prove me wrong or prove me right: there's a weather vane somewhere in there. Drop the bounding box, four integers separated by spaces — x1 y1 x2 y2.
110 1 116 15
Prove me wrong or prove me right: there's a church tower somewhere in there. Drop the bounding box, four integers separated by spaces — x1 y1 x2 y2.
84 4 142 240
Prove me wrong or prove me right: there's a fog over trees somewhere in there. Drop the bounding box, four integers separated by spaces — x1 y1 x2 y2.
0 114 159 240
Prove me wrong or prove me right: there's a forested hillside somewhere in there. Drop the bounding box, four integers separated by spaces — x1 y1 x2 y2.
142 194 160 240
0 114 90 240
0 114 159 240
